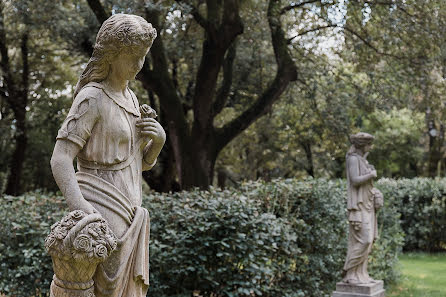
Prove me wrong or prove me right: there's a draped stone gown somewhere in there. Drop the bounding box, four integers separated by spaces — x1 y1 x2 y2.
343 152 378 284
57 82 152 296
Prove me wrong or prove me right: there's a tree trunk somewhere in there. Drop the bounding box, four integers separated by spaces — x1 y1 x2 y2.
143 137 180 192
4 32 29 195
5 110 27 195
300 140 314 177
85 0 297 191
426 108 444 177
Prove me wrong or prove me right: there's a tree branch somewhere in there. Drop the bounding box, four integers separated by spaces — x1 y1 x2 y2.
212 40 237 116
77 0 109 57
20 32 29 100
362 0 394 5
287 24 338 44
86 0 110 24
191 8 208 29
143 5 192 138
0 3 15 109
216 0 298 151
343 25 404 59
191 0 242 137
280 0 321 14
176 0 209 30
361 0 414 17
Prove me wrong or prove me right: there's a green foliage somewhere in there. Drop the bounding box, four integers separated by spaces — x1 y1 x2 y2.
363 108 425 178
0 192 66 296
0 178 406 296
3 0 446 193
0 0 85 193
378 178 446 252
147 188 302 296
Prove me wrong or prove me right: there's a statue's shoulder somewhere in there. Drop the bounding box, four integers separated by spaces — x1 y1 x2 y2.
346 153 359 162
69 82 105 119
347 154 369 171
72 82 106 111
75 82 104 101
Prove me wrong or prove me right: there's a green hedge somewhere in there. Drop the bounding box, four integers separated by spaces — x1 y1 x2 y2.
0 178 404 297
0 192 64 296
378 178 446 252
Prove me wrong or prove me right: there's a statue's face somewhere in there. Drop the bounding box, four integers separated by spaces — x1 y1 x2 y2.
111 46 150 80
364 144 373 153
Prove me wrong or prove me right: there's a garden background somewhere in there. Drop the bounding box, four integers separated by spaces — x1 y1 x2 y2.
1 0 446 296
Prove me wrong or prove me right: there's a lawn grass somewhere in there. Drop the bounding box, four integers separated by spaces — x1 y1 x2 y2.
388 253 446 297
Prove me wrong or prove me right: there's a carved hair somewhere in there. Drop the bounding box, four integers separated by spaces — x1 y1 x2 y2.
347 132 374 155
73 14 157 98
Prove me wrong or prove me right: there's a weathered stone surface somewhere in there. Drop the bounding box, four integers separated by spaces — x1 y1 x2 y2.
48 13 165 297
332 133 386 297
332 290 385 297
343 132 383 284
332 281 385 297
45 210 117 296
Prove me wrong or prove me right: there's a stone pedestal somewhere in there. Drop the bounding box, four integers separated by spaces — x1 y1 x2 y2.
332 280 385 297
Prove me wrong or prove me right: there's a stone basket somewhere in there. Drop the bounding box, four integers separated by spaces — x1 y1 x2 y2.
45 210 117 297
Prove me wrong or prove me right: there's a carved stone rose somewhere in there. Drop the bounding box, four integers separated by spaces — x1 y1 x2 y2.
45 210 117 297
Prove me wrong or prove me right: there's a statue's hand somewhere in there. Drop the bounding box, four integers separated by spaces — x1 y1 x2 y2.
370 169 377 178
136 118 166 146
71 197 97 215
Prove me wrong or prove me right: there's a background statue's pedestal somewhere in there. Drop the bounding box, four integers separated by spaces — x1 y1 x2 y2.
332 280 385 297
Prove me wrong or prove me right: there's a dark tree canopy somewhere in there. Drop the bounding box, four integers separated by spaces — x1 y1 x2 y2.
1 0 446 193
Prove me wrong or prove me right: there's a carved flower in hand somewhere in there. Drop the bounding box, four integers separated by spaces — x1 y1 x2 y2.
73 234 93 253
140 104 157 118
94 244 108 260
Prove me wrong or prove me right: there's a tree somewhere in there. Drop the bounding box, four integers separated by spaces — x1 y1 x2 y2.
1 0 31 195
363 108 424 177
75 0 298 190
342 0 446 176
0 0 83 194
4 0 444 194
83 0 438 189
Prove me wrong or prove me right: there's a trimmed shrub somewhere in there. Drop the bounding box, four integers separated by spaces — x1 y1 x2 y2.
0 178 404 297
147 178 402 297
0 193 65 296
378 178 446 252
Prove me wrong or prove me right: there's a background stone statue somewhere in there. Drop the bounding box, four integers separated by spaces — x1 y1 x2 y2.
343 132 383 284
48 14 165 297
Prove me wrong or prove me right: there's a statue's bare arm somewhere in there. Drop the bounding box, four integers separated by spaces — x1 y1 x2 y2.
137 117 166 171
347 156 377 187
50 139 96 214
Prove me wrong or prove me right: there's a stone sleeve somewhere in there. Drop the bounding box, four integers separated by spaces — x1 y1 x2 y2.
56 93 100 148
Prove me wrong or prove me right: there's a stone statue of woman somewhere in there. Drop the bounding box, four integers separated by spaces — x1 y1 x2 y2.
342 132 383 285
47 14 165 297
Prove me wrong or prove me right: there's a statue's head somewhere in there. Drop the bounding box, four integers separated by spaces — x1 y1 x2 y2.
74 14 157 97
349 132 374 153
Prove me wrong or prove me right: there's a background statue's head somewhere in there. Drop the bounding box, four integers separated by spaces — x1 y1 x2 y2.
74 14 157 98
348 132 374 155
